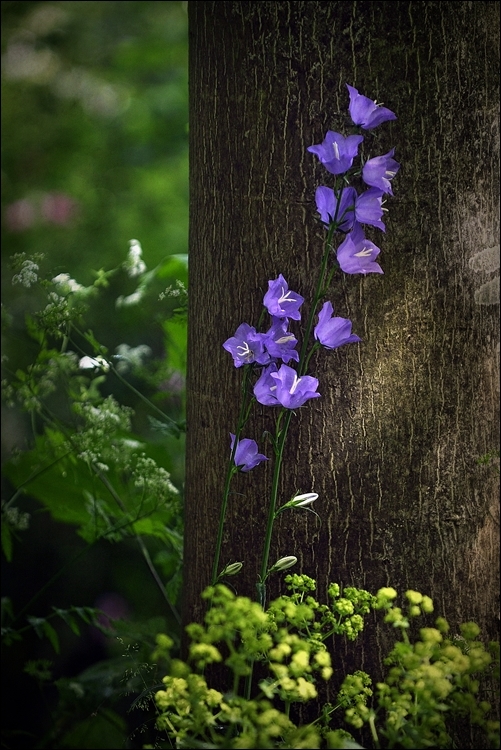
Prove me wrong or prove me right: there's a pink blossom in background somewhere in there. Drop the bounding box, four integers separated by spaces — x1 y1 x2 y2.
41 192 78 225
4 199 37 231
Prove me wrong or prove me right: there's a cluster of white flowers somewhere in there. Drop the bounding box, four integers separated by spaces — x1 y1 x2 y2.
79 355 110 372
52 273 85 294
159 279 187 301
114 343 152 373
12 259 39 288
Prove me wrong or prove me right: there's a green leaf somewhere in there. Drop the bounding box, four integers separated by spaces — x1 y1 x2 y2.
42 620 60 654
53 607 80 636
27 616 46 639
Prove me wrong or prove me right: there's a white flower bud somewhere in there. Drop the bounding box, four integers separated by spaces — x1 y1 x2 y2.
291 492 318 507
218 562 243 578
269 556 297 573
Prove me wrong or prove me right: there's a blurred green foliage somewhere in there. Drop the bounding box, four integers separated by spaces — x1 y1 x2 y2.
1 2 189 747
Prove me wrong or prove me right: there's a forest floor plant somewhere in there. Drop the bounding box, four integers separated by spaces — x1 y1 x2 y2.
2 242 188 747
152 85 500 749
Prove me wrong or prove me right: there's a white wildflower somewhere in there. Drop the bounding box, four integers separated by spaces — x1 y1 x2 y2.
123 239 146 278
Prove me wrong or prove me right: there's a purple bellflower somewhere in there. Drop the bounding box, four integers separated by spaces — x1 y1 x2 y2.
230 433 268 472
253 363 279 406
307 131 364 175
263 274 304 320
264 317 299 363
355 188 386 231
336 223 383 275
346 84 397 130
362 149 400 195
315 186 356 231
223 323 271 367
254 363 320 409
314 301 362 349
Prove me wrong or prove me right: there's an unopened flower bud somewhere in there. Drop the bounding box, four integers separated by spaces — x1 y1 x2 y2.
269 556 297 574
218 561 243 578
291 492 318 507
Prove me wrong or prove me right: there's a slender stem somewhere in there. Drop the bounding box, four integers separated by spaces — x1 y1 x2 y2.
298 222 336 374
211 365 253 584
111 364 180 428
258 407 293 602
257 219 340 604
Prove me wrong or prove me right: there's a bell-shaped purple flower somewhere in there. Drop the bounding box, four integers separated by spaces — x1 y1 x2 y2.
223 323 271 367
256 364 320 409
315 186 356 232
264 318 299 363
230 434 268 472
307 131 364 175
314 301 361 349
271 365 320 409
263 275 304 320
254 364 320 408
336 223 384 275
362 149 400 195
346 84 397 130
355 189 386 231
254 363 279 406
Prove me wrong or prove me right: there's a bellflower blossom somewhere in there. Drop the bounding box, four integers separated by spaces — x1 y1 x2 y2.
264 318 299 363
355 188 386 231
223 323 270 367
346 84 397 129
255 363 320 409
315 186 356 231
230 433 268 472
336 223 383 275
314 302 361 349
263 274 304 320
307 131 364 175
362 149 400 195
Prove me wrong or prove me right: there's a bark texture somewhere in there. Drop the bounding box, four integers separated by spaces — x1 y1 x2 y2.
185 0 499 686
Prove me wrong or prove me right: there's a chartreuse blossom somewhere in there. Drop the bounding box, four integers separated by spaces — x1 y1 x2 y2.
154 580 498 749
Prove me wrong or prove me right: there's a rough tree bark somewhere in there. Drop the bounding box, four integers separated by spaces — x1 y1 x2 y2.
184 0 499 691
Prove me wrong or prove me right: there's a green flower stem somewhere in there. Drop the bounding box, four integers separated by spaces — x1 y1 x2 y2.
211 365 254 585
111 364 180 428
257 219 342 607
258 406 293 605
298 221 336 375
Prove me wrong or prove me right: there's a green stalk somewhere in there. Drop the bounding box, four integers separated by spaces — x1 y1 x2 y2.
257 219 338 605
211 365 254 585
258 407 293 605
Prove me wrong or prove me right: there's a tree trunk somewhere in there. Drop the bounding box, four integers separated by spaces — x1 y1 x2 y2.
184 0 499 690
